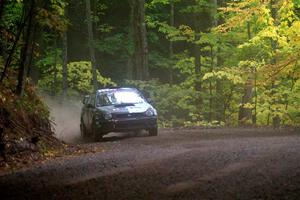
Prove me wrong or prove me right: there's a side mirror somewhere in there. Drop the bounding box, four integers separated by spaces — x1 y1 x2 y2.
82 95 90 105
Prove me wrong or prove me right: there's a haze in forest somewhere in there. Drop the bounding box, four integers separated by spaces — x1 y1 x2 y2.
45 97 81 143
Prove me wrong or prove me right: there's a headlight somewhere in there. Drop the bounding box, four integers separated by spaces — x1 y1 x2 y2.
145 108 157 116
103 112 112 120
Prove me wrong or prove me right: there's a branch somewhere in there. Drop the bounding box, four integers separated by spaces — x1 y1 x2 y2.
0 2 31 83
264 56 298 82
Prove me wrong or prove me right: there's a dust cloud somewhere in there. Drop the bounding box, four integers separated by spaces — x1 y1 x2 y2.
44 96 82 143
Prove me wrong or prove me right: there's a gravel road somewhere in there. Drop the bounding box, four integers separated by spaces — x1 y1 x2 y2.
0 128 300 200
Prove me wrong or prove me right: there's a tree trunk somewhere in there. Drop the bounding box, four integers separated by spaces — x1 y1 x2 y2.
238 21 253 126
270 0 280 128
252 67 257 125
130 0 148 80
238 73 254 125
169 0 174 83
191 7 203 118
16 0 35 96
208 0 218 122
1 3 27 83
211 0 224 123
0 0 5 21
85 0 98 91
52 38 58 96
209 45 213 122
62 7 68 99
62 31 68 98
27 28 39 84
283 76 296 125
193 36 201 92
127 0 134 80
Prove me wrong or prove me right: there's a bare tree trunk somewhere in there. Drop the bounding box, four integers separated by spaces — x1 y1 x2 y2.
193 36 203 118
131 0 148 80
62 7 68 99
169 0 174 83
209 45 213 122
16 0 35 96
62 31 68 98
238 21 253 126
193 22 203 120
252 67 257 125
27 28 39 84
193 36 201 93
270 0 280 128
139 0 148 80
191 0 203 111
127 0 134 80
208 0 218 122
52 38 58 96
85 0 98 91
211 0 224 123
238 73 254 125
223 85 234 124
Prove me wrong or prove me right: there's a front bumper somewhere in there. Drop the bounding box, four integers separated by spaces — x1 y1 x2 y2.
94 116 157 133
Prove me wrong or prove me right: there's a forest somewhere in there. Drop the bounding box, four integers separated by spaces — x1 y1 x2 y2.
0 0 300 131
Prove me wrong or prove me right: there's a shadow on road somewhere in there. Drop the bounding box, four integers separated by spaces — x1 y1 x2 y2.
78 131 150 144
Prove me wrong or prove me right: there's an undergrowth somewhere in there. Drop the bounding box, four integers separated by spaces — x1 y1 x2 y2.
0 77 65 169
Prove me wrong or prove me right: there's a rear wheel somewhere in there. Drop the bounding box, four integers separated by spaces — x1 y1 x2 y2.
149 128 158 136
80 122 88 138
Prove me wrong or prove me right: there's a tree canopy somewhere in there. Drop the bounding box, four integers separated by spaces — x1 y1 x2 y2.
0 0 299 127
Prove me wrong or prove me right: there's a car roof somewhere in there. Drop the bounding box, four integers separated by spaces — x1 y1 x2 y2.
96 87 138 94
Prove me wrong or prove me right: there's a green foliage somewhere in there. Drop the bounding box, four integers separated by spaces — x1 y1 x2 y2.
203 69 245 85
94 33 126 55
210 0 300 126
2 1 23 29
125 80 211 127
2 0 299 129
38 61 116 94
36 0 68 34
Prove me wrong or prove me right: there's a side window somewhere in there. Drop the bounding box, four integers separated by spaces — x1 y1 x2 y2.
97 93 110 106
90 94 95 107
97 94 104 106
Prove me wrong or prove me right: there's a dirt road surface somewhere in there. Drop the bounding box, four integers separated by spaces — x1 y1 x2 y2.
0 128 300 200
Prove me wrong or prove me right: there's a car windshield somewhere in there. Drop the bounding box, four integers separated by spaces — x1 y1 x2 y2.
96 90 145 106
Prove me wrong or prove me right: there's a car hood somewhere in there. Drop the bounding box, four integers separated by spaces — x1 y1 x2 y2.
97 102 153 114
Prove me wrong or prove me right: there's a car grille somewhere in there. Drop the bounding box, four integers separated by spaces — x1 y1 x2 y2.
114 118 157 130
113 113 145 119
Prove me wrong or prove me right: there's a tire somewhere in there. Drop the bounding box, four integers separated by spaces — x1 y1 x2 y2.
133 130 141 136
92 123 103 142
80 122 88 138
149 128 158 136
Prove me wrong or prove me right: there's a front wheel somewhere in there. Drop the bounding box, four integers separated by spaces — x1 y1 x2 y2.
92 123 103 142
148 128 158 136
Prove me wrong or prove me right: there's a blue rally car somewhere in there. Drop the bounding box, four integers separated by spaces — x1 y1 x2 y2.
80 87 158 141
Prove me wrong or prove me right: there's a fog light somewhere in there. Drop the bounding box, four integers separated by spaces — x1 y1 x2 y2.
104 112 112 120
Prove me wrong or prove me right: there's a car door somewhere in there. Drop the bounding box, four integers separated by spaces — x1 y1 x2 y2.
86 94 96 131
